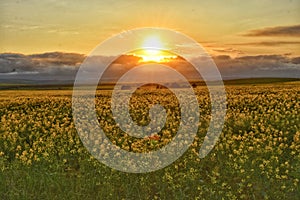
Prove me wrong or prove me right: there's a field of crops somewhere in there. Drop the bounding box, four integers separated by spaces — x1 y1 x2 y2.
0 82 299 199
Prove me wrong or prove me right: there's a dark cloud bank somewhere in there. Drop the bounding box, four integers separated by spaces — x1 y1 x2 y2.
0 52 85 84
213 54 300 79
242 24 300 37
0 52 299 84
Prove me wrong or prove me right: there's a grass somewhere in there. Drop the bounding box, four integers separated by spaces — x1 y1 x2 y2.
222 77 300 85
0 78 299 90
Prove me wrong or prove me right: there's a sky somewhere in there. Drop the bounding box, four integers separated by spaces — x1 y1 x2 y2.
0 0 299 81
1 0 299 55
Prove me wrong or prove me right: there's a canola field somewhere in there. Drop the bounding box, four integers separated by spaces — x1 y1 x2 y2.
0 83 299 199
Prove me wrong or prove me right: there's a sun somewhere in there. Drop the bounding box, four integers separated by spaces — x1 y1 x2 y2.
138 49 177 63
129 35 177 63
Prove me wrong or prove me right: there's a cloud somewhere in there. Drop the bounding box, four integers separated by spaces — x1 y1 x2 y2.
212 48 244 55
212 54 300 79
47 29 80 35
0 52 299 84
29 52 85 66
242 24 300 37
0 52 85 73
213 55 231 60
291 57 300 64
231 41 300 46
0 53 35 73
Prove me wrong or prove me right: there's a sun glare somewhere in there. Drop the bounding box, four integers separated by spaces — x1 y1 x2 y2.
143 36 163 49
129 35 177 63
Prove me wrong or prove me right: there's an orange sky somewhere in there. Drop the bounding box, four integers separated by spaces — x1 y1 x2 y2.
0 0 299 57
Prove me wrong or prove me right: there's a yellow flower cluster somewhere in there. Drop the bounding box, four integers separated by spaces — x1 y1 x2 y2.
0 84 299 198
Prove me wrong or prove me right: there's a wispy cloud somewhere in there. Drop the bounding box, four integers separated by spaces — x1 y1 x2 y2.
212 48 244 55
231 41 300 46
242 24 300 37
1 24 42 31
1 23 80 35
